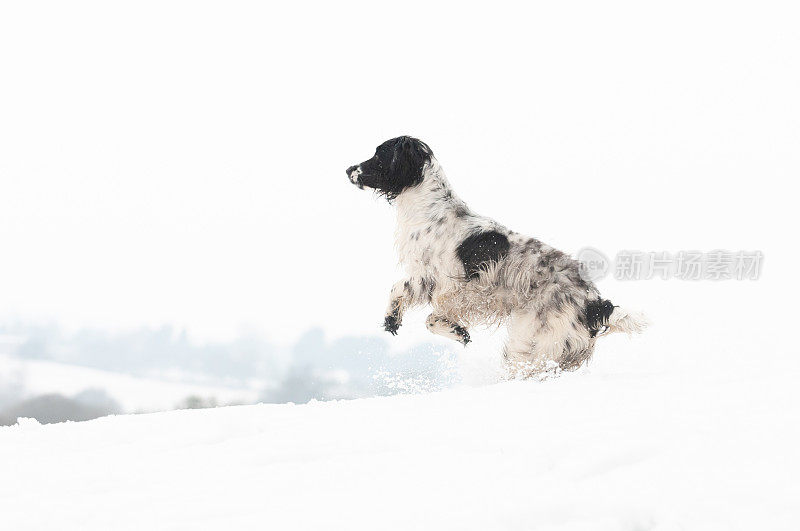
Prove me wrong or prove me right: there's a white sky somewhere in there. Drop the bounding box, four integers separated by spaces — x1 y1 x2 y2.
1 1 797 347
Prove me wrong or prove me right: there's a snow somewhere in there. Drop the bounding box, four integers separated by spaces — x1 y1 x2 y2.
2 354 798 530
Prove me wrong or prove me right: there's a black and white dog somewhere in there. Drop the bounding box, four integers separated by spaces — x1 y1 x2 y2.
347 136 646 376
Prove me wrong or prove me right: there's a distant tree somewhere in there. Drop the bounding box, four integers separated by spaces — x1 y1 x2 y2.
177 395 218 410
0 394 115 426
73 388 123 414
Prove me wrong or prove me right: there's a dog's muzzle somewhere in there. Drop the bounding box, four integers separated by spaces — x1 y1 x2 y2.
346 165 363 189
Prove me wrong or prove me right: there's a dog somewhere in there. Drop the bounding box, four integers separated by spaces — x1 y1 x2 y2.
346 136 646 377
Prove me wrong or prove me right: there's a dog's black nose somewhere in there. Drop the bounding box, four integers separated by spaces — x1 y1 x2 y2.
346 165 358 175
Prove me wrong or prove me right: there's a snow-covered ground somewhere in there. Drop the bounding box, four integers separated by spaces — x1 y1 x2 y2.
2 352 798 531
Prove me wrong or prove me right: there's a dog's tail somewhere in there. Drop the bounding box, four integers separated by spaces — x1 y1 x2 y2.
586 299 649 338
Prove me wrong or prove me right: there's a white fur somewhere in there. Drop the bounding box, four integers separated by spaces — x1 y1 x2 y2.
605 307 650 336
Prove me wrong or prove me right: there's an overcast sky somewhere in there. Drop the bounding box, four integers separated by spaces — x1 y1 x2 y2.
1 1 796 349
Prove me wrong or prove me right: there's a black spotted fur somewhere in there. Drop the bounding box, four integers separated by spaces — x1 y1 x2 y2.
456 230 510 280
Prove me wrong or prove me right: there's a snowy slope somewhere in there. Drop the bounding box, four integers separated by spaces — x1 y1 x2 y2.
2 357 798 531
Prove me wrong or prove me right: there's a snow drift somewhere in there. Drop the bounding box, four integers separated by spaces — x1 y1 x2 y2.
2 358 797 531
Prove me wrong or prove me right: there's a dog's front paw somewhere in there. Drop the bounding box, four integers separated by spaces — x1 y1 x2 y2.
384 315 401 336
453 325 471 346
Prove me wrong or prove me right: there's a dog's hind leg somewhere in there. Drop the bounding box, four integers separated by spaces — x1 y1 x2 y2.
425 313 471 346
502 311 541 378
504 309 595 377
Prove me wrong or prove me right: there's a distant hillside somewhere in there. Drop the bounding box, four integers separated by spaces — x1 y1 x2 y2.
0 393 114 426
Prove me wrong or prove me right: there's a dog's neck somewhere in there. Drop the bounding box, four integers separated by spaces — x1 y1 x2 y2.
394 158 470 228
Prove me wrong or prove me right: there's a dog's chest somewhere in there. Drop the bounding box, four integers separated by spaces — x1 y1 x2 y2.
393 173 468 280
395 214 456 279
396 225 433 273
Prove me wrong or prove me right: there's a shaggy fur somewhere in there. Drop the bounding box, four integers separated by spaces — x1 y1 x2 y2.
347 136 646 377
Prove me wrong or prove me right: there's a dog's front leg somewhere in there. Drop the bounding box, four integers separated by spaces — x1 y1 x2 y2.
383 279 416 335
425 313 471 346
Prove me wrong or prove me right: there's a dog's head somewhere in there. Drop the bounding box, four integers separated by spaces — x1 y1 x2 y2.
346 136 433 201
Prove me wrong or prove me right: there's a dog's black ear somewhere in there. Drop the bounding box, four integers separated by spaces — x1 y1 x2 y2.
389 136 432 189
